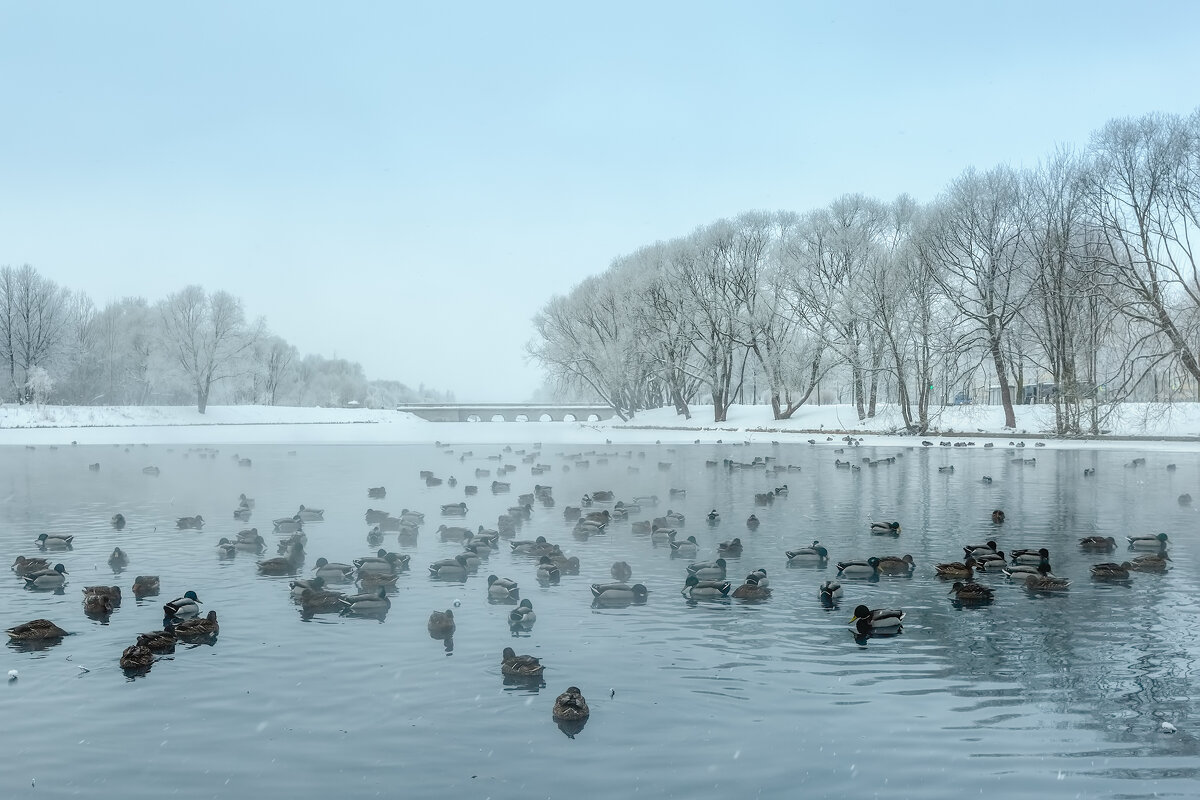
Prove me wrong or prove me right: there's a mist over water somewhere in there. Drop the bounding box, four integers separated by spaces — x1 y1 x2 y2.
1 440 1197 798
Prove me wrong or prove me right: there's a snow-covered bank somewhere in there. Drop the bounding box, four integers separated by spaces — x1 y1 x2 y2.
1 402 1200 451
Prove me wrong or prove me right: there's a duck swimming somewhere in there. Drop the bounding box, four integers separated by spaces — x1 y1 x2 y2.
1079 536 1117 551
552 686 590 721
12 556 50 576
787 542 829 564
1090 562 1131 580
24 563 68 589
119 645 154 671
686 558 727 580
1127 533 1168 550
163 590 202 619
609 561 632 582
869 521 901 536
849 605 904 633
131 575 160 598
427 609 456 638
173 610 219 641
35 533 73 549
949 581 994 603
875 555 915 575
501 646 545 678
818 580 843 602
591 582 649 604
338 585 391 615
731 574 771 599
488 574 520 599
7 619 68 640
837 557 880 577
934 558 976 579
681 575 731 599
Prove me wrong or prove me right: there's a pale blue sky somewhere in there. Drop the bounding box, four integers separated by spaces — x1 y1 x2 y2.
1 2 1197 401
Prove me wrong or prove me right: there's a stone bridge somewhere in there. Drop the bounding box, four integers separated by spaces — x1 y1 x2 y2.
395 403 617 422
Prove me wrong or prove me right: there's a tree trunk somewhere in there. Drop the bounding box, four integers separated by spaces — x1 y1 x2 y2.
989 336 1016 428
197 382 210 414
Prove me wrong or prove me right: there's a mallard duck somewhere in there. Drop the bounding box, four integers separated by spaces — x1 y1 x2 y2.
175 515 204 530
238 493 256 509
731 574 771 599
949 581 994 603
633 494 659 507
686 558 727 580
35 533 73 549
849 605 904 633
550 554 580 574
427 609 456 637
1001 562 1055 579
173 610 219 641
12 555 50 576
511 536 559 556
1129 553 1171 572
440 502 468 516
669 534 699 557
1011 548 1051 566
6 619 68 640
1024 573 1070 591
745 568 769 587
487 574 520 599
717 538 743 555
277 532 308 553
774 484 789 496
339 585 391 614
214 538 239 557
552 686 589 721
992 509 1006 524
297 505 324 521
971 551 1007 571
83 585 122 604
233 507 252 521
136 628 176 653
681 575 731 599
257 550 303 575
298 587 346 613
400 509 425 524
368 486 386 499
707 509 721 524
591 582 649 604
131 575 160 598
273 515 304 533
1091 562 1131 579
163 590 202 619
289 576 325 598
787 542 829 564
536 556 560 582
83 592 115 616
354 550 410 575
746 515 760 530
313 558 356 582
24 563 68 588
1079 536 1117 551
836 557 880 577
428 554 470 579
665 510 686 526
818 580 843 601
111 513 126 530
1127 533 1169 550
934 558 976 579
107 547 129 568
869 521 901 535
358 572 399 589
501 646 544 677
875 555 915 575
610 561 632 582
650 526 675 544
508 599 536 627
119 644 154 671
592 490 614 502
963 541 998 558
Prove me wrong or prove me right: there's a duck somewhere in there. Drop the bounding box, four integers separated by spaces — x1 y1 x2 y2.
358 572 399 589
175 515 204 530
949 581 994 603
427 609 456 637
731 574 771 599
163 590 202 619
367 486 386 499
257 547 304 576
273 515 304 533
83 593 115 616
849 605 905 633
298 587 346 613
131 575 160 598
11 555 50 576
818 580 843 602
536 556 561 582
591 490 614 502
136 628 177 653
487 574 520 599
717 538 743 555
875 554 915 575
650 526 675 544
233 507 252 521
1127 533 1169 550
428 554 471 579
1129 553 1171 572
82 585 122 605
173 610 219 641
354 550 410 575
869 521 901 535
991 509 1006 524
511 536 560 557
668 534 700 557
552 687 590 721
23 563 68 589
746 515 760 530
238 493 256 509
1079 536 1116 551
6 619 68 640
1090 562 1131 580
508 599 537 627
686 558 727 580
233 533 267 553
707 509 721 524
836 557 880 577
786 542 829 564
590 582 649 604
297 505 324 521
962 541 999 558
549 554 581 574
214 538 239 557
1011 548 1051 566
35 533 73 549
440 502 468 516
501 647 545 678
289 576 326 598
665 510 686 526
313 558 356 582
745 567 769 587
610 561 632 582
119 645 155 671
934 558 976 579
108 547 129 568
1024 573 1070 591
400 509 426 525
339 586 391 614
111 513 126 530
681 575 731 599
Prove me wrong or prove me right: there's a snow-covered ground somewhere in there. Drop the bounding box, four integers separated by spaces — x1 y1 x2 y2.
1 402 1200 451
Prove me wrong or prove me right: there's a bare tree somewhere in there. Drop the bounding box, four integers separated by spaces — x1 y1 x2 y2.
0 265 70 402
158 286 262 413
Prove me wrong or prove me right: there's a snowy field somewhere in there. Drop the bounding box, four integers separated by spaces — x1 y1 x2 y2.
2 402 1200 451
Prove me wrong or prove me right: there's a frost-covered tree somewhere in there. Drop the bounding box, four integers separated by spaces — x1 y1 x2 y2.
0 265 70 402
